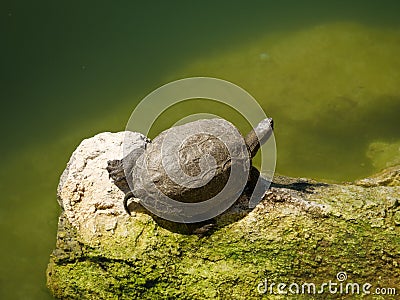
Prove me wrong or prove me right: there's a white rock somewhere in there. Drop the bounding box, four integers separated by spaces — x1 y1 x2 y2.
57 131 148 233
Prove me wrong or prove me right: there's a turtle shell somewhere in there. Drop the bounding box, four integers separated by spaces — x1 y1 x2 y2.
129 118 250 205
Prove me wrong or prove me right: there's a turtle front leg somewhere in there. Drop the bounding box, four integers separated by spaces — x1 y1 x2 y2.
246 166 261 192
247 167 271 208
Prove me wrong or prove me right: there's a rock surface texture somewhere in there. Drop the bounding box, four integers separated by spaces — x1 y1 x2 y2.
47 132 400 299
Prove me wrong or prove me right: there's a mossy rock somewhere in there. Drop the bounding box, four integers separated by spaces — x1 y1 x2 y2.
47 148 400 299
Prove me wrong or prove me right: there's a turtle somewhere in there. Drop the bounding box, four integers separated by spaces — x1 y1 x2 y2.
107 117 274 218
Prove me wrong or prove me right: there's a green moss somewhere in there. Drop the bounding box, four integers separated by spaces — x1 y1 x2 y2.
47 169 400 299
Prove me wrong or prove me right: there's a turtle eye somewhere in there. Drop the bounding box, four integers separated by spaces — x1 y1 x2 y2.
269 118 274 130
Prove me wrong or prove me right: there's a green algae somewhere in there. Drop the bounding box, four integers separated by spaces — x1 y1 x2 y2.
47 167 400 299
367 140 400 171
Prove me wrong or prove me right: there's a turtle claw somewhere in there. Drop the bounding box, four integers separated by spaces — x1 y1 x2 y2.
124 191 134 215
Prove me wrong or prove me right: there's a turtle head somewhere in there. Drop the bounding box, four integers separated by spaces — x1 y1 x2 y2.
255 117 274 144
244 118 274 158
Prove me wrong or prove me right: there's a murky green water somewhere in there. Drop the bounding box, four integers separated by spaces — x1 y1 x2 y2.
1 1 400 299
